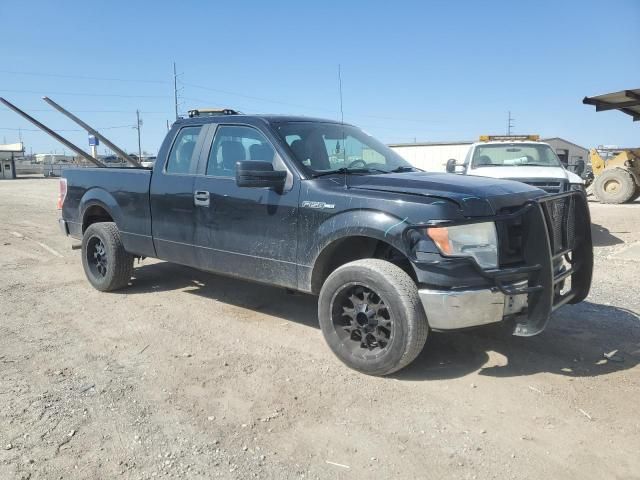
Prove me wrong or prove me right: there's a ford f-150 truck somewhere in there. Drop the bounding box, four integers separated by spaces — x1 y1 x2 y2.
57 112 593 376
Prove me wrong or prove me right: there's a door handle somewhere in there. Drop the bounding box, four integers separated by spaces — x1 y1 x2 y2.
194 190 210 207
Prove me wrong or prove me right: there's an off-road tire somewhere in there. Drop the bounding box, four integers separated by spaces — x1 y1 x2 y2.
593 168 636 204
81 222 134 292
318 259 428 376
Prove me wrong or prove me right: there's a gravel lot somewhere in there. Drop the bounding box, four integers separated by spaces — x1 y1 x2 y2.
1 178 639 480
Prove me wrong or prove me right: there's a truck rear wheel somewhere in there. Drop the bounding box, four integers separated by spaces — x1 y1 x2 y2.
318 259 428 376
593 168 636 204
81 222 133 292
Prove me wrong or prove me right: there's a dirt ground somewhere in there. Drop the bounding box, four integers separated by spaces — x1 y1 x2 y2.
1 178 639 480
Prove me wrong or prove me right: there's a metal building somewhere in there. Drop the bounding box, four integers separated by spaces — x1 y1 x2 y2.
0 142 24 179
388 140 473 172
389 137 589 172
542 138 589 169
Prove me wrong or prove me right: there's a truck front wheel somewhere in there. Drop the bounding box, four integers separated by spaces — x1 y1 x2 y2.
81 222 133 292
318 259 428 376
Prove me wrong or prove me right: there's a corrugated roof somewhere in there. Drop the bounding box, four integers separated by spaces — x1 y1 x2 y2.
583 89 640 121
541 137 588 151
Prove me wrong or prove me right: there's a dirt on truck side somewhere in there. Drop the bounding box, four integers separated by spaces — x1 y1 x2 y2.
1 178 640 480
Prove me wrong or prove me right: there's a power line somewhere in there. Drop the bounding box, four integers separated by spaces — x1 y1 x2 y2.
0 124 136 132
0 69 169 84
0 89 166 98
182 81 336 112
0 107 167 114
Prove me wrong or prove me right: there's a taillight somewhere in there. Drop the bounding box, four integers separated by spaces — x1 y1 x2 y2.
57 178 67 210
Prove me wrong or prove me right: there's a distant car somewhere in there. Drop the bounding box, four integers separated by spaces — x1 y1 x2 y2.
140 156 156 169
446 135 585 194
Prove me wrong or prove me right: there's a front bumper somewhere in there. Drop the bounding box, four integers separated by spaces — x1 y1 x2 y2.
419 283 528 330
411 191 593 336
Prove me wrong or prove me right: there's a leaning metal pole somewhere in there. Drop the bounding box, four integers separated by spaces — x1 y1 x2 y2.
42 96 142 167
0 97 105 167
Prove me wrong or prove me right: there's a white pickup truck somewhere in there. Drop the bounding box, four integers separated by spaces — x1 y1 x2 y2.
446 135 585 194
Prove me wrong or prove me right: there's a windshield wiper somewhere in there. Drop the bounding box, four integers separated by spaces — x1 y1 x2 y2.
312 166 418 177
312 167 371 178
387 166 419 173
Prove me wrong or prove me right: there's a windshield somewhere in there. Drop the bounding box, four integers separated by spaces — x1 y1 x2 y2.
275 122 413 175
471 143 562 168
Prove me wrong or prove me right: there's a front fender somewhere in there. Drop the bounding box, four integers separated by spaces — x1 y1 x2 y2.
304 209 412 267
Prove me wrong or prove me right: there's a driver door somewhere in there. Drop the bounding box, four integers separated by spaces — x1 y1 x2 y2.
192 123 300 288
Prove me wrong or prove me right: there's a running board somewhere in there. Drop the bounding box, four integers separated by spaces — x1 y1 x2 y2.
0 97 105 167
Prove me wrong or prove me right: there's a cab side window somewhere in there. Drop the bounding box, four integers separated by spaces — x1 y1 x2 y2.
166 126 202 174
206 125 276 177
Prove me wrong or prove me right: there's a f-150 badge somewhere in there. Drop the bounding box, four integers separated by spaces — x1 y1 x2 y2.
302 201 335 209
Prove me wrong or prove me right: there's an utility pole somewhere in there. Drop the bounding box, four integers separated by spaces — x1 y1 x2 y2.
135 109 142 160
173 62 179 121
507 111 515 135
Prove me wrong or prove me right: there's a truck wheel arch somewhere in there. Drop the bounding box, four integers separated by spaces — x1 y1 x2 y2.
82 203 114 232
79 188 123 233
309 235 416 294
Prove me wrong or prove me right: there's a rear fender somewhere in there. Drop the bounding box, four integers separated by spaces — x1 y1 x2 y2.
79 187 123 232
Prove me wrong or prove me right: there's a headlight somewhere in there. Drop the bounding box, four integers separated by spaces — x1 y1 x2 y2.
569 183 586 193
426 222 498 269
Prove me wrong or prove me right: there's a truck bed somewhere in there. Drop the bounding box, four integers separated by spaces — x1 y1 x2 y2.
62 167 155 257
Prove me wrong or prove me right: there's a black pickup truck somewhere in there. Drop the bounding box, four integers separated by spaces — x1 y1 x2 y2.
58 113 593 375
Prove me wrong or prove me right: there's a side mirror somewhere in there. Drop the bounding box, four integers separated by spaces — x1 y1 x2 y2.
445 158 457 173
236 160 287 190
572 159 586 177
446 158 466 174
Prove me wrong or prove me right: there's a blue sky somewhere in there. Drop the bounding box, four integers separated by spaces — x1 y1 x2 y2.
1 0 638 155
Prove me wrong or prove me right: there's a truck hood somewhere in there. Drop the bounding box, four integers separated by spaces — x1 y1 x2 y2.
467 166 583 184
347 172 543 216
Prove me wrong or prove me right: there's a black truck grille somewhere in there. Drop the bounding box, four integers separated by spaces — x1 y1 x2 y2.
497 195 576 265
541 195 576 255
496 209 525 266
506 178 567 194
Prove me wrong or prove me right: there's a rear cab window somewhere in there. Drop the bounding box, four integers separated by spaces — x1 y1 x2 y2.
165 126 203 174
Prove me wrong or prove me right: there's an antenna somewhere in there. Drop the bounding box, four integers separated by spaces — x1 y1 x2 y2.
507 111 515 135
338 64 344 124
173 62 179 121
338 64 348 189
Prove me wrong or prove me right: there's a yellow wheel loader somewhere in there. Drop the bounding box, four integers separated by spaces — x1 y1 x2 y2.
589 147 640 203
583 89 640 203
